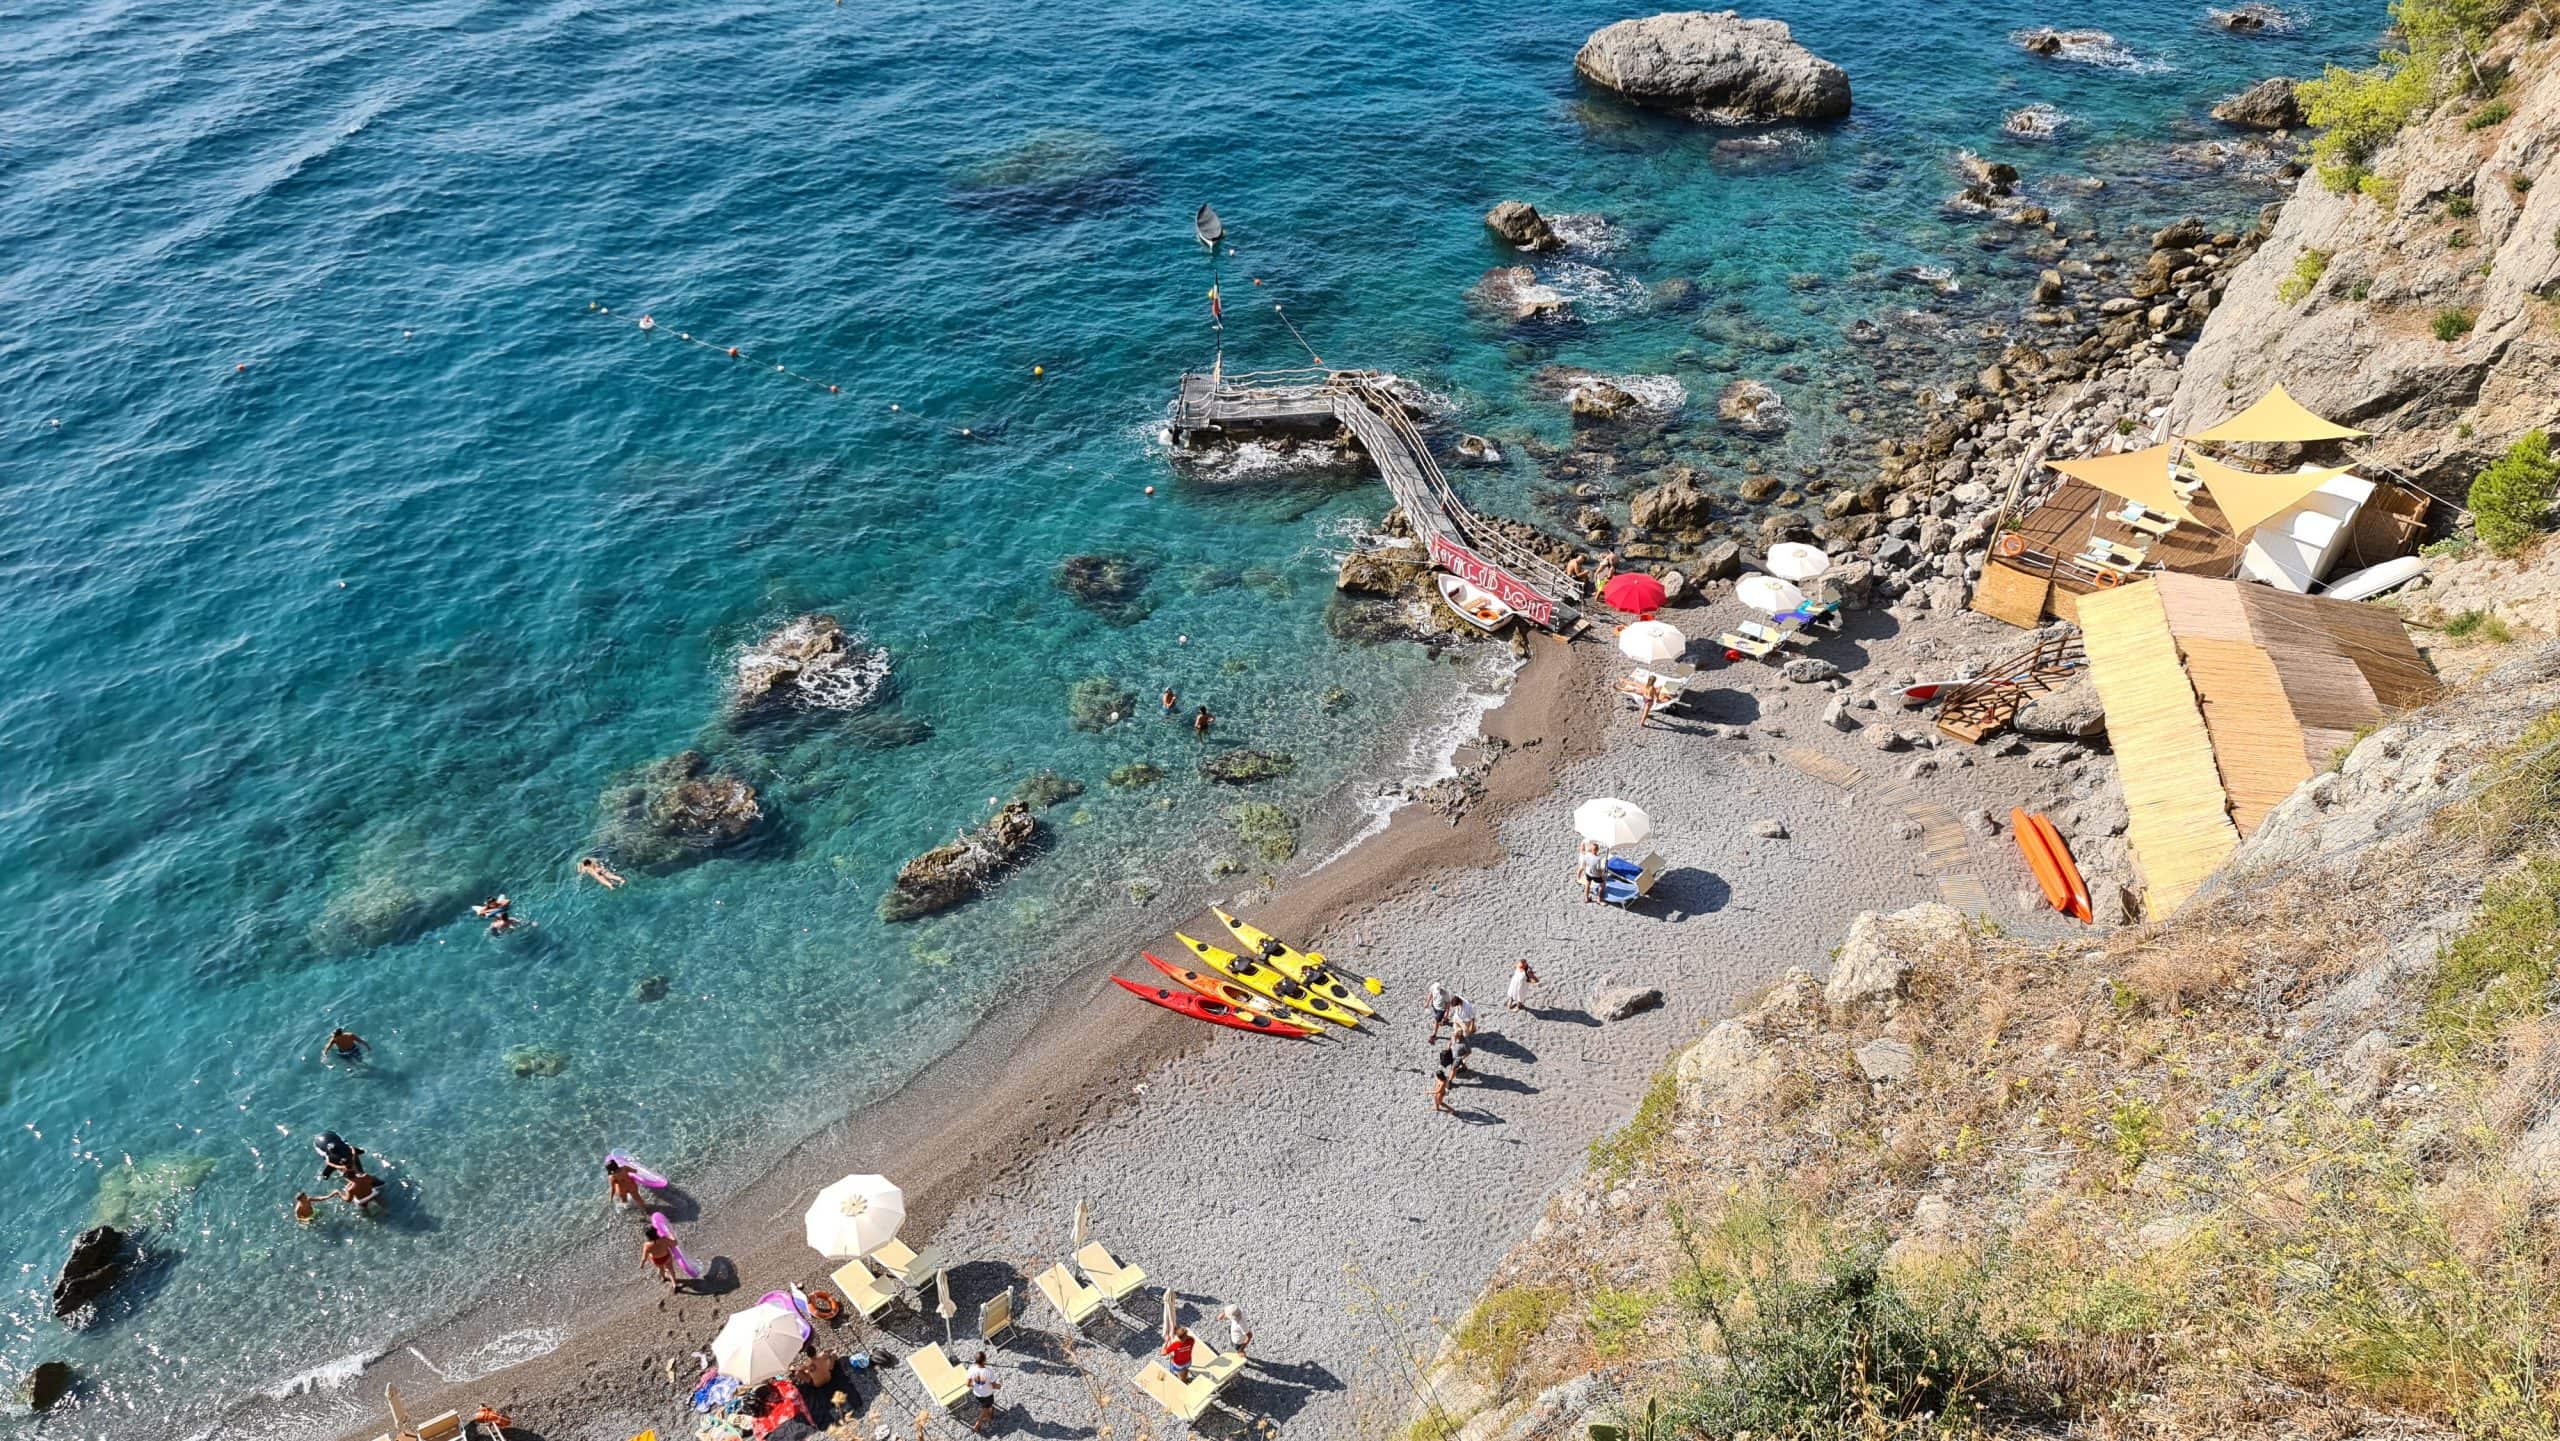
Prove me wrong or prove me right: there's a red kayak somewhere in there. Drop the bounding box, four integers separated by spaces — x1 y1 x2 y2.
1111 976 1316 1038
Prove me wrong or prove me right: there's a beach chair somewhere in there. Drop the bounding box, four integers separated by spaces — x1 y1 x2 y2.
978 1286 1017 1343
1131 1339 1251 1425
1032 1263 1107 1329
868 1237 920 1281
904 1341 973 1410
2109 500 2180 539
829 1259 902 1320
1075 1241 1150 1304
1602 852 1666 907
1716 619 1795 661
414 1415 464 1441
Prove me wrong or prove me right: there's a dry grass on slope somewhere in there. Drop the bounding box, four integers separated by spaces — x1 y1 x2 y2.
1433 694 2560 1441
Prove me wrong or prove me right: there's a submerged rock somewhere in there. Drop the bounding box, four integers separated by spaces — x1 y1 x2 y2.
1717 378 1790 436
2212 76 2302 130
1200 749 1297 785
52 1226 129 1318
1484 199 1564 252
1056 553 1154 624
1229 802 1301 862
1067 676 1139 732
880 802 1042 922
503 1045 566 1079
1455 433 1504 465
1575 11 1853 122
598 751 763 867
1107 762 1166 789
1011 770 1086 810
2004 103 2069 139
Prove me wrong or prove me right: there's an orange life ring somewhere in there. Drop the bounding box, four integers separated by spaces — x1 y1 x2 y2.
807 1289 843 1322
1995 532 2027 558
2092 569 2123 588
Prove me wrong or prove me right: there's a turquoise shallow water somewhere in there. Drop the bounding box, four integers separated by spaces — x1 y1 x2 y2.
0 0 2363 1431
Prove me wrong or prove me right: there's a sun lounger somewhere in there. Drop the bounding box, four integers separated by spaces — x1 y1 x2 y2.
1032 1263 1107 1328
1717 619 1799 661
2110 500 2180 539
1074 1241 1149 1303
413 1415 464 1441
905 1341 973 1409
830 1259 902 1320
1601 851 1666 907
868 1237 920 1280
1131 1345 1250 1424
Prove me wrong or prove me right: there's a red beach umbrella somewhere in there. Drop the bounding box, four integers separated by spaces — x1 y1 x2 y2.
1601 572 1667 616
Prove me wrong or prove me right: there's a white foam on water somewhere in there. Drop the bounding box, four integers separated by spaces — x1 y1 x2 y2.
1545 212 1622 253
1542 260 1651 318
2013 28 2174 72
258 1344 387 1400
441 1325 569 1382
1313 651 1523 872
793 641 892 710
1602 373 1688 414
2003 104 2071 140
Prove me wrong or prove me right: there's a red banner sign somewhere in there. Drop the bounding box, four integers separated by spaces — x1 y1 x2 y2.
1428 533 1558 629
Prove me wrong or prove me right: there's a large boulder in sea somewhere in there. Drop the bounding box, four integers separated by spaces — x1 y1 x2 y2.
1335 542 1434 599
2212 76 2302 130
731 613 889 710
22 1360 74 1412
52 1225 130 1317
1484 200 1563 252
1056 553 1153 625
1630 470 1717 532
1575 11 1852 123
1469 265 1570 321
879 802 1041 922
598 751 763 867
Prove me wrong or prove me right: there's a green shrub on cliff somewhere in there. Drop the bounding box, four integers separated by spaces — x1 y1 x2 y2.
2278 249 2331 304
2422 854 2560 1056
2470 430 2558 555
2300 0 2521 193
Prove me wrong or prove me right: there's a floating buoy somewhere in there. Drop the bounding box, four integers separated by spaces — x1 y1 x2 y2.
775 363 786 372
336 580 348 589
960 428 972 437
638 315 655 332
726 347 739 358
890 403 900 412
402 330 413 339
1178 634 1190 646
1144 485 1155 496
829 384 840 394
1032 365 1044 377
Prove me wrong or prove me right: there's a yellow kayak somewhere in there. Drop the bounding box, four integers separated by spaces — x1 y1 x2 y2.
1174 932 1361 1031
1213 908 1380 1017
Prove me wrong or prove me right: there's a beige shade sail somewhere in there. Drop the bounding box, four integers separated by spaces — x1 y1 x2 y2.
2187 383 2368 444
2047 445 2196 523
2185 453 2359 536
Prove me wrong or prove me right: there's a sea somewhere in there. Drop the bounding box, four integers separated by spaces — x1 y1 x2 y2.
0 0 2366 1433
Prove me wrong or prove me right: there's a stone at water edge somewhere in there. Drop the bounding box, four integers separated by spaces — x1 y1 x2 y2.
1484 199 1563 252
1717 378 1790 436
879 802 1042 922
1574 10 1852 122
51 1225 129 1317
1629 471 1715 531
2212 76 2302 130
1567 378 1639 420
22 1360 73 1412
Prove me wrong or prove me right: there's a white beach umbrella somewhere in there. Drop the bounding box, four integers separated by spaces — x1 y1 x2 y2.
713 1302 806 1385
1735 574 1807 615
1072 1197 1090 1251
1616 620 1687 667
935 1267 957 1347
1765 542 1831 582
1573 798 1651 850
804 1173 906 1259
1161 1285 1181 1343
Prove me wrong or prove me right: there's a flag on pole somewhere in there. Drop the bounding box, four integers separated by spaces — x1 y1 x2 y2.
1208 285 1222 325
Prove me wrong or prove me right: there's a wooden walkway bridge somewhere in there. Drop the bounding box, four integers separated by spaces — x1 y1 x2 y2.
1171 367 1583 631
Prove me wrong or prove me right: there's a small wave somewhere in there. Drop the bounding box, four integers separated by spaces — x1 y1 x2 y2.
1603 373 1689 414
2014 28 2173 72
440 1326 568 1383
1544 212 1623 254
795 642 891 711
259 1345 388 1400
2210 2 2301 33
1319 652 1522 869
1186 439 1353 480
1541 260 1651 318
2004 103 2071 140
731 617 890 712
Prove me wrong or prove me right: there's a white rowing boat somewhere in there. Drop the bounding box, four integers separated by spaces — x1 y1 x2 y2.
1435 572 1516 634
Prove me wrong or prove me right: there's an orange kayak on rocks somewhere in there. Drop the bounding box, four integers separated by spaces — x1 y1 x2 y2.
2011 807 2093 923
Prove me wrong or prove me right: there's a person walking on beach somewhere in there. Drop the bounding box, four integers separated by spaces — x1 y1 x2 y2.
966 1352 999 1432
577 856 626 889
1577 840 1608 903
1217 1302 1253 1359
319 1027 369 1063
1193 704 1214 736
641 1227 682 1289
1431 1051 1456 1114
1161 1327 1197 1383
1506 958 1539 1012
1426 981 1452 1043
1450 994 1478 1045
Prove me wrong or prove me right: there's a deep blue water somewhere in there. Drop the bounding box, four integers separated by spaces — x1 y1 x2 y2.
0 0 2365 1432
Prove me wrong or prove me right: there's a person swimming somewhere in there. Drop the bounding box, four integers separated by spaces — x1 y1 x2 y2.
338 1171 385 1212
488 909 522 935
471 894 511 918
293 1192 316 1224
1193 705 1214 735
319 1027 369 1063
577 857 627 890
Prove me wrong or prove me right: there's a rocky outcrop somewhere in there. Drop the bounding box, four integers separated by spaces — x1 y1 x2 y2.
1568 378 1638 420
1067 676 1138 732
1484 200 1562 252
598 751 762 867
879 802 1041 922
731 613 886 710
22 1360 73 1411
2212 2 2290 31
1716 378 1789 435
1575 11 1852 122
1056 553 1153 624
2169 19 2560 491
52 1226 130 1317
2212 76 2302 130
1334 543 1434 599
1629 470 1715 532
1469 266 1570 321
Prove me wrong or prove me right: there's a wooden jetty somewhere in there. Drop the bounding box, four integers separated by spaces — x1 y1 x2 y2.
1171 367 1582 631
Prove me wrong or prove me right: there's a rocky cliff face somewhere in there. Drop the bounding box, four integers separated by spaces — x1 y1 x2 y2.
2171 16 2560 489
